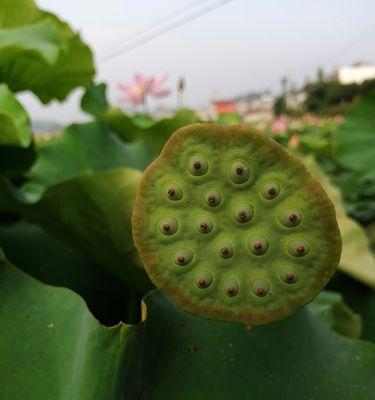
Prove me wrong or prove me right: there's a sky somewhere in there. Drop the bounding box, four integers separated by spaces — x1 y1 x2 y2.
20 0 375 123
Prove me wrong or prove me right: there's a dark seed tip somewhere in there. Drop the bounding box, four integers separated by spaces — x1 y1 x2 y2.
296 246 305 255
193 161 201 169
257 288 266 297
254 243 262 250
236 166 244 174
162 224 170 232
198 279 206 287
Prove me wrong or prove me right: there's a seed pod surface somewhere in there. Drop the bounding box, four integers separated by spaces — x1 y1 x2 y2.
132 124 341 325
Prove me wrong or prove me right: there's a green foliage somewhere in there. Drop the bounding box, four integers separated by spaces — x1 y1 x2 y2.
273 95 287 116
81 82 109 117
304 79 375 114
0 84 32 147
128 290 375 399
0 258 136 400
307 290 362 339
335 90 375 224
0 0 94 103
0 83 35 174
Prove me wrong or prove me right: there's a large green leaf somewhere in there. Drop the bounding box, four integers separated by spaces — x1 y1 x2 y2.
299 156 375 287
1 253 374 399
336 89 375 180
0 256 137 400
0 83 32 147
307 290 362 339
105 108 200 168
0 221 141 324
81 82 109 117
335 90 375 223
0 0 94 103
22 169 152 291
132 290 375 399
22 121 141 200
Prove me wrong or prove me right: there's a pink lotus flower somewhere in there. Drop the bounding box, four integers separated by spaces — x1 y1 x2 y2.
118 74 170 106
271 115 288 135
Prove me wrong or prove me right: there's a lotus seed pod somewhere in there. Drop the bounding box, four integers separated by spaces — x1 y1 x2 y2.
132 124 342 325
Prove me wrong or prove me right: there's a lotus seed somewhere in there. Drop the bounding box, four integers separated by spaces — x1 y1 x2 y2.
159 216 178 235
248 234 269 255
164 183 183 201
233 202 254 223
224 277 239 297
287 239 310 257
278 208 302 227
195 271 213 288
217 240 233 259
262 182 281 199
230 160 250 184
251 278 270 297
196 216 214 234
174 248 194 266
279 267 298 283
204 190 222 207
188 155 208 176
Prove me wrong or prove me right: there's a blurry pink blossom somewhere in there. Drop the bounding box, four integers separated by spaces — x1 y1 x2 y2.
118 74 170 106
271 114 288 135
288 134 300 150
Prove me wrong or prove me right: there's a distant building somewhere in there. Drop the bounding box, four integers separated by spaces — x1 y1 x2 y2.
212 100 237 114
336 63 375 85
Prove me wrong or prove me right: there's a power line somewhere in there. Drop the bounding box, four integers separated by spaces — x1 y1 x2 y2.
99 0 213 58
98 0 234 64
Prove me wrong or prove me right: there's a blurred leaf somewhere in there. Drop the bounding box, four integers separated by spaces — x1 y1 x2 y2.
132 290 375 399
334 90 375 223
300 156 375 288
328 273 375 342
308 290 362 339
336 89 375 179
81 82 108 117
22 121 141 200
105 108 199 168
0 221 141 325
142 108 199 156
0 84 32 147
22 169 152 292
0 256 137 400
104 108 143 142
0 0 94 103
215 112 243 126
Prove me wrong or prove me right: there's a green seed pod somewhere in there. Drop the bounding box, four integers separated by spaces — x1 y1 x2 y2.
261 182 281 199
204 190 222 207
132 124 341 325
230 160 251 184
287 239 310 257
195 270 213 288
159 216 178 236
278 208 302 227
223 277 240 297
247 234 269 255
188 155 208 176
174 248 194 266
232 202 254 223
279 267 298 284
217 239 234 259
164 183 183 201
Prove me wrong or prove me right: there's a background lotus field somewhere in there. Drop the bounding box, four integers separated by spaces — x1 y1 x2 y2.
0 1 375 399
